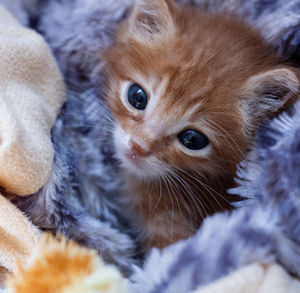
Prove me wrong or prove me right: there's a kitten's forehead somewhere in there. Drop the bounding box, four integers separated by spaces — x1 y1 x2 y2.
144 74 200 112
124 73 214 139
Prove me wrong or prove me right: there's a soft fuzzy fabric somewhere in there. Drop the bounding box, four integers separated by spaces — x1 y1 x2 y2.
130 99 300 292
5 236 300 293
6 0 300 275
6 0 300 278
193 263 300 293
0 0 45 26
0 0 300 292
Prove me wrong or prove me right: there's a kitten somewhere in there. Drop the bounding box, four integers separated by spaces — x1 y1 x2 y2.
9 0 300 272
102 0 300 249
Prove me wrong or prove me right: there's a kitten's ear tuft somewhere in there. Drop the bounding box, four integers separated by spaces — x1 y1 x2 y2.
242 68 299 118
127 0 175 41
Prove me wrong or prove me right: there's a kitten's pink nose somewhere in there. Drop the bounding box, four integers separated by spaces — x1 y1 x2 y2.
130 139 151 158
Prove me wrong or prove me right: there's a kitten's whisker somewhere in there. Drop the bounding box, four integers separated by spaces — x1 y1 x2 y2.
151 177 162 215
164 172 185 221
161 174 175 237
183 172 224 210
165 166 207 220
190 169 232 206
207 120 245 158
147 182 152 215
165 170 197 219
172 166 229 211
166 168 204 224
208 111 243 119
172 167 218 213
191 176 225 210
164 173 200 232
209 126 240 157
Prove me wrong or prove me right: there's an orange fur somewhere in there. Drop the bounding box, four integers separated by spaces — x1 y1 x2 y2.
6 235 129 293
6 235 96 293
102 0 300 249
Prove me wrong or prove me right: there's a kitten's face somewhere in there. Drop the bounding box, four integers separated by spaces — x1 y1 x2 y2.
113 78 214 179
111 74 243 180
103 0 299 181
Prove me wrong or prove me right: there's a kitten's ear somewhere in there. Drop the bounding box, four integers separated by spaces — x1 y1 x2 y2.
126 0 175 41
242 68 299 118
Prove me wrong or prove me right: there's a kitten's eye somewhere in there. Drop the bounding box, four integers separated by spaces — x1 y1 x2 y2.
127 83 148 110
178 129 209 150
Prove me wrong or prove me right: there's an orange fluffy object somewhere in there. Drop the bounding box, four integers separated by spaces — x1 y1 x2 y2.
6 235 130 293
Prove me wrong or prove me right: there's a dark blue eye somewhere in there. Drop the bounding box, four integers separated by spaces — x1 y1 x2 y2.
127 83 148 110
178 129 209 150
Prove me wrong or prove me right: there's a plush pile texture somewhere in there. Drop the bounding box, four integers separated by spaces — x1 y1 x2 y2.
4 94 300 293
7 0 300 270
2 0 300 291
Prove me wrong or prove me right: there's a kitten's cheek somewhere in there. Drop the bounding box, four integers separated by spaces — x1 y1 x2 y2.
114 137 128 162
113 133 125 163
113 125 130 155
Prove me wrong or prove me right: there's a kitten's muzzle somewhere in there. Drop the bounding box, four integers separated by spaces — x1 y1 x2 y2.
130 139 151 158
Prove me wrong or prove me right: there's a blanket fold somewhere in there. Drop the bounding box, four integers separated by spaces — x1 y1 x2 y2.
0 4 66 196
0 4 65 286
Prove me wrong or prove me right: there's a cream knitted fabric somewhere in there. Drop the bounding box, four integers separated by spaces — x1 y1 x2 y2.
0 4 66 195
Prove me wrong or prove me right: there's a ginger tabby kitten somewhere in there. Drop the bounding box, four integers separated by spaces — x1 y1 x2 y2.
102 0 299 249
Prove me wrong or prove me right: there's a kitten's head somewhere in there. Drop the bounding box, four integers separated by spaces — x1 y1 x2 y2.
103 0 299 181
